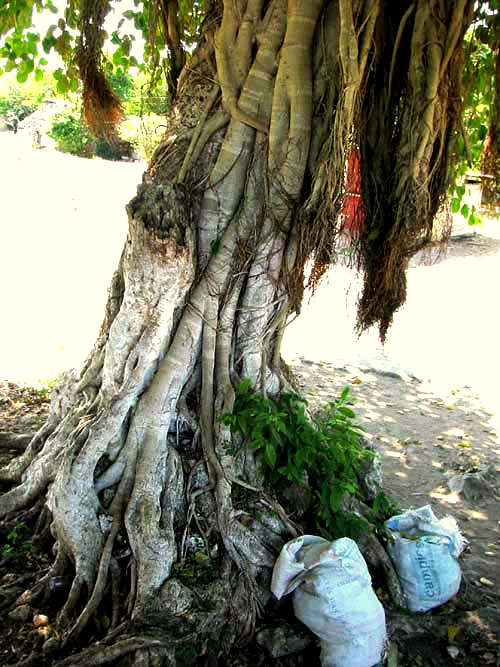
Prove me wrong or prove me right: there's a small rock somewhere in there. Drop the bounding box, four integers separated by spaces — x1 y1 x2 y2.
32 613 49 628
8 604 32 623
256 623 313 658
479 577 495 587
447 646 460 659
33 625 51 639
48 576 71 596
447 472 492 501
15 589 32 606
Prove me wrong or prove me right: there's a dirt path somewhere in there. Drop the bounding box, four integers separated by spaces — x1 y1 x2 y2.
293 359 500 589
283 233 500 418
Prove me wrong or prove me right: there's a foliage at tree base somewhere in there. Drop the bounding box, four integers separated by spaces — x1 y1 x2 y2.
223 381 399 540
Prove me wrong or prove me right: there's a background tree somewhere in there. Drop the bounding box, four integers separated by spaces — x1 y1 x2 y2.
459 1 500 206
481 23 500 204
0 1 482 664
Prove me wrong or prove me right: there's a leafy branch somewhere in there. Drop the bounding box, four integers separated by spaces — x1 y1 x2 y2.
223 381 396 539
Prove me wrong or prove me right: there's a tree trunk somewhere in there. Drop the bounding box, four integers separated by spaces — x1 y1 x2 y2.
0 1 473 664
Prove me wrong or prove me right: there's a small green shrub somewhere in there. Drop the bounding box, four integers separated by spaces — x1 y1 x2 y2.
95 136 134 161
0 87 37 130
49 106 139 161
223 381 396 539
0 523 31 559
48 109 95 157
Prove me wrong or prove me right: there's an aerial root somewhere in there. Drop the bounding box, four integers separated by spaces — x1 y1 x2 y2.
0 432 32 451
110 558 121 630
126 558 137 617
53 636 171 667
58 575 86 631
0 476 50 520
63 450 136 645
176 84 229 183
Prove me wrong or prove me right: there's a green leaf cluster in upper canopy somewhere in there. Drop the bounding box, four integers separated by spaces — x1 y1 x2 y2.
0 0 205 88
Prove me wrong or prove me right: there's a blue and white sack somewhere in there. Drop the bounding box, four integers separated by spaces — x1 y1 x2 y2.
271 535 386 667
385 505 467 612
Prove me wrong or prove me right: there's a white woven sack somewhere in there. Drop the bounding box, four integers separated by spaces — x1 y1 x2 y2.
271 535 386 667
385 505 466 612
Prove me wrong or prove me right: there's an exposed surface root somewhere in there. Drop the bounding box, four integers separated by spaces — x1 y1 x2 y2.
54 636 169 667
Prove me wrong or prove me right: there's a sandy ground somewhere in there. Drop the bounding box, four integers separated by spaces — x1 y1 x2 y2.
0 130 145 383
282 228 500 422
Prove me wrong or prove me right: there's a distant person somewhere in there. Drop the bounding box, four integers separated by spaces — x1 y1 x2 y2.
32 129 41 148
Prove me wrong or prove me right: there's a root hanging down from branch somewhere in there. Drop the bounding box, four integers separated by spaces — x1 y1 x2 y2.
297 0 473 339
354 0 474 339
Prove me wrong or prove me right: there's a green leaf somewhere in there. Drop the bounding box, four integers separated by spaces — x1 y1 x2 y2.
468 211 480 226
329 484 344 513
16 71 28 83
341 386 350 401
338 406 356 419
34 67 43 81
460 203 469 218
46 0 59 14
264 443 277 469
451 197 461 214
56 79 67 94
238 379 253 395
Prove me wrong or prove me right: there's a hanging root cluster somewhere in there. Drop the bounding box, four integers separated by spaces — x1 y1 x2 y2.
0 1 477 664
77 0 123 137
296 0 474 339
355 0 474 338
